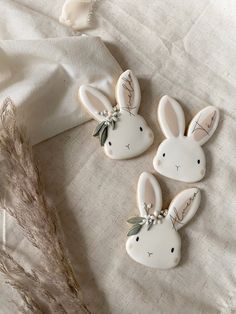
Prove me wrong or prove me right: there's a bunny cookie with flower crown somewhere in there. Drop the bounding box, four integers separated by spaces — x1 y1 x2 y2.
153 95 220 183
79 70 154 159
126 172 201 269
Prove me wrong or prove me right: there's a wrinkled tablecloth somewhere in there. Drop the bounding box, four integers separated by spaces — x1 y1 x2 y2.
0 1 235 313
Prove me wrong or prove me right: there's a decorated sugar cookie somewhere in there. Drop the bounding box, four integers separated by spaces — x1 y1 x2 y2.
79 70 154 159
153 95 220 183
126 172 201 269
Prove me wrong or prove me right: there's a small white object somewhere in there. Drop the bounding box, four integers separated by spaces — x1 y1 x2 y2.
153 95 220 182
59 0 93 30
79 70 154 160
126 172 201 269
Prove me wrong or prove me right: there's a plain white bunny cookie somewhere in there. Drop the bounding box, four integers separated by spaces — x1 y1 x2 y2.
153 95 220 182
79 70 154 159
126 172 201 269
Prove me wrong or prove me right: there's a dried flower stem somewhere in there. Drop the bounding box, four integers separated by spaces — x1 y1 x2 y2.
0 98 90 313
0 249 43 313
0 249 67 314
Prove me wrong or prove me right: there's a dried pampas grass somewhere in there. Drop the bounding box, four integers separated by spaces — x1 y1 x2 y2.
0 98 90 313
0 248 66 314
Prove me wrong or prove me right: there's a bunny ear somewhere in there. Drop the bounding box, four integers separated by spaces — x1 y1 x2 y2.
166 188 201 230
79 85 113 122
187 106 220 146
158 95 185 138
137 172 162 217
115 69 141 115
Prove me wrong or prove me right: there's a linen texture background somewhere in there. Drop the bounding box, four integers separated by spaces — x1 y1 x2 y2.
0 1 235 313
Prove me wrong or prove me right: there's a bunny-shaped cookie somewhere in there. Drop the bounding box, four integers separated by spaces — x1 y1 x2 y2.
153 95 220 182
126 172 201 269
79 70 154 159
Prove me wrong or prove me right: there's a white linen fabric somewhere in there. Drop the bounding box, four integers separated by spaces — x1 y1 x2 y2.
0 35 122 144
0 0 122 144
0 1 236 314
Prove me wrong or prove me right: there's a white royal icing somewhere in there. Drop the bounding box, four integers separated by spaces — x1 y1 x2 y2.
126 172 201 269
153 95 220 183
79 70 154 159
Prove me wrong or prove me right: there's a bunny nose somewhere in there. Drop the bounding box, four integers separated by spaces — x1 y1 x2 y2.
147 252 153 257
125 144 131 150
175 165 180 171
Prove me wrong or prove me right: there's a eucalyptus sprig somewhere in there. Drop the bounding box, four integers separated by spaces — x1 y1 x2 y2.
93 119 116 146
126 217 146 236
93 107 119 146
127 214 159 236
126 203 167 236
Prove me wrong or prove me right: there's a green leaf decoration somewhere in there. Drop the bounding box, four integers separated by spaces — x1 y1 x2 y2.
127 217 145 224
100 125 108 146
111 120 115 130
98 123 106 139
93 121 105 137
147 220 153 231
92 109 120 146
127 224 142 236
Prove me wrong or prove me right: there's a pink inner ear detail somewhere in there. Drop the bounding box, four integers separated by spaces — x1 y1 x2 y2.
144 179 156 211
165 101 179 137
86 91 106 113
192 111 217 142
121 72 135 114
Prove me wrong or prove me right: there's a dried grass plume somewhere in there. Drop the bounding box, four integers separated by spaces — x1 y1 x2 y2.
0 98 90 313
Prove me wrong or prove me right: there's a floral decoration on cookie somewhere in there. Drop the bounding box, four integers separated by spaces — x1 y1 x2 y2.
126 172 201 269
153 95 220 182
79 70 154 159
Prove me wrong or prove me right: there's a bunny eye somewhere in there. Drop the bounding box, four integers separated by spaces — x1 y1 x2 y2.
136 236 139 242
197 159 200 164
108 141 112 146
139 127 143 132
163 153 166 157
171 248 174 253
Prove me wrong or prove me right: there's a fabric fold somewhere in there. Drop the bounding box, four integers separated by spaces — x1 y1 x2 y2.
0 35 122 144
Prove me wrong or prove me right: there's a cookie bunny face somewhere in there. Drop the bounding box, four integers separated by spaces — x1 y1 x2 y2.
126 172 201 269
153 96 219 182
79 70 154 160
156 138 206 183
104 112 152 159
